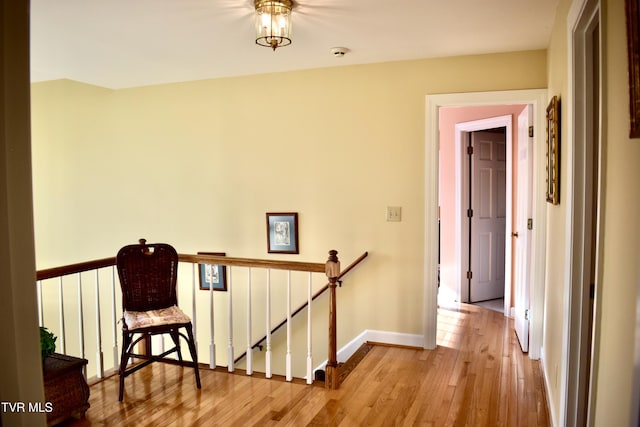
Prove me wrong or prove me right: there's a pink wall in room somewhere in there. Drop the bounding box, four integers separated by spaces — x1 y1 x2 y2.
439 104 527 304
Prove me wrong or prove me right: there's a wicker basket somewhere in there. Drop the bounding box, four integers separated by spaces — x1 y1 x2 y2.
43 353 90 425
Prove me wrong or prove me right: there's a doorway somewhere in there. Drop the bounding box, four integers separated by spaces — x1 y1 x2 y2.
441 112 516 314
563 0 602 424
423 89 548 359
448 109 533 345
467 128 506 304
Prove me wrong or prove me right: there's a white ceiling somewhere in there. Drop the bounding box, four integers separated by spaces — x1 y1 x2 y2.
30 0 559 90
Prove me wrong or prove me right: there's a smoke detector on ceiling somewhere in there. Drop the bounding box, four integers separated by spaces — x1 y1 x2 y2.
330 47 349 57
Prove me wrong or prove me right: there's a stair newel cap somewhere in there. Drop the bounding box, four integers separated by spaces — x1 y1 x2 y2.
325 250 340 280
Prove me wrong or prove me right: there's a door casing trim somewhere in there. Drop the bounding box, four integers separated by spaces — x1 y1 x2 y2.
563 0 603 425
424 89 547 360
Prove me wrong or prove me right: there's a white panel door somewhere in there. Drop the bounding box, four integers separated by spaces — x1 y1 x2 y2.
514 106 533 352
470 131 506 302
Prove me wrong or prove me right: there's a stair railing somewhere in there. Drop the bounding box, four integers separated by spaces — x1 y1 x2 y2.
36 247 367 389
232 252 369 369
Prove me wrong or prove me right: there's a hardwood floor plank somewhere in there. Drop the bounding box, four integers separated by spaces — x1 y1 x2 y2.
60 302 549 427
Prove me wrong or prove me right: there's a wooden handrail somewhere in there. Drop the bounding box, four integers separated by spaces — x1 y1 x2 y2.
234 252 369 363
36 257 116 281
178 253 325 273
336 251 369 282
36 254 326 282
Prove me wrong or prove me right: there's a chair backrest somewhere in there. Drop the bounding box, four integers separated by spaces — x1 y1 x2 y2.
116 241 179 312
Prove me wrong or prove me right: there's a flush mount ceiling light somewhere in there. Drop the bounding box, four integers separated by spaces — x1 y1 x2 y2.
255 0 293 51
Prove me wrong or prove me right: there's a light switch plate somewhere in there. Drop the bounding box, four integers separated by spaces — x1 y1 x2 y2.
386 206 402 222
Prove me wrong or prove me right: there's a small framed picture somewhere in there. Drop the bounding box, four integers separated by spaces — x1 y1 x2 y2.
198 252 227 291
546 96 560 205
266 212 299 254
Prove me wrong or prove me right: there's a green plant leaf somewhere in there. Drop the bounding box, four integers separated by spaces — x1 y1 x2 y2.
40 326 57 361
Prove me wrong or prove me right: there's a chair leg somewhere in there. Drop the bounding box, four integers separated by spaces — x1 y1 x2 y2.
170 329 183 362
118 331 133 402
185 324 201 389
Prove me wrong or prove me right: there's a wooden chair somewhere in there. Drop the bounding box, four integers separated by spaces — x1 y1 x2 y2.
116 239 201 401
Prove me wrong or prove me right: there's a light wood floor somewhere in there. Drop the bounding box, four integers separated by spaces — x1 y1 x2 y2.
61 302 549 426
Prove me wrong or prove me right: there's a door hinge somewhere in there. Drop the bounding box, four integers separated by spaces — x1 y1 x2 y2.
529 126 534 137
467 146 474 155
527 218 533 230
467 209 474 218
525 309 530 320
466 271 473 280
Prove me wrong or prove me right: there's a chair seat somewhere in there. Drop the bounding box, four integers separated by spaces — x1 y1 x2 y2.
124 305 191 330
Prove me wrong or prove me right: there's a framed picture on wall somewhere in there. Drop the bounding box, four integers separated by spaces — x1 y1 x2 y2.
198 252 227 291
266 212 299 254
626 0 640 138
546 96 560 205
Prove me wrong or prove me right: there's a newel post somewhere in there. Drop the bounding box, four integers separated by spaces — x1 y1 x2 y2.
325 250 341 389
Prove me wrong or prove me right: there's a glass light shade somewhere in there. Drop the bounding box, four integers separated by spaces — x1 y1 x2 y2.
255 0 292 51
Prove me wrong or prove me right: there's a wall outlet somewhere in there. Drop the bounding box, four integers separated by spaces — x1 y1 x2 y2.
386 206 402 222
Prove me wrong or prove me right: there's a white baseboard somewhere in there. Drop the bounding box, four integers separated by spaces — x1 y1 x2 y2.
539 347 558 427
365 330 425 348
314 329 424 372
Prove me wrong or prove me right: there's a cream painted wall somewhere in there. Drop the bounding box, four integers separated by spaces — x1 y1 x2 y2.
543 0 571 423
30 52 546 378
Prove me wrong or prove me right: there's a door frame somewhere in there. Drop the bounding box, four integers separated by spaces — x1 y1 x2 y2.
563 0 603 424
455 116 513 308
424 89 547 360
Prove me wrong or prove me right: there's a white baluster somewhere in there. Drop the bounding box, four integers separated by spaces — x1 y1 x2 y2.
77 274 86 377
246 268 252 375
95 270 104 378
209 262 216 369
111 266 119 373
58 277 66 354
306 272 313 384
265 269 272 379
191 263 197 358
227 267 234 372
36 281 43 326
286 270 292 381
